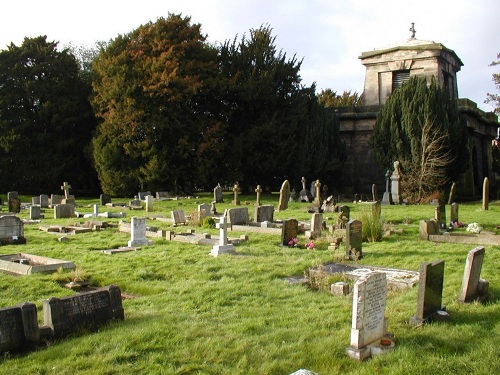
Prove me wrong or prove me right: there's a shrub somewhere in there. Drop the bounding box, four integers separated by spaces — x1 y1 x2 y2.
201 216 216 229
360 206 383 242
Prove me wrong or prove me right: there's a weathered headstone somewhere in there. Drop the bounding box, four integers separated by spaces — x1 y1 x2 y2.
254 205 274 223
232 183 240 205
0 302 39 353
281 219 299 246
210 216 236 256
310 213 322 238
138 191 151 200
255 185 262 206
313 180 322 206
434 204 446 229
54 204 75 219
410 260 447 325
145 195 154 212
450 202 459 223
7 191 18 203
390 161 402 204
278 180 291 211
214 183 223 203
458 246 488 303
371 201 381 218
482 177 489 210
337 205 350 229
100 194 111 206
43 285 124 339
198 203 211 221
372 184 378 202
128 217 153 247
39 194 49 208
8 197 21 213
447 182 456 205
50 194 63 206
346 272 391 361
419 219 439 240
171 210 187 226
226 207 249 225
156 191 169 200
346 219 362 259
30 205 41 220
31 196 40 206
61 181 72 199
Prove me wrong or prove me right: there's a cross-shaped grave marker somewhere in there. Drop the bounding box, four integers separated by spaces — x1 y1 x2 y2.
61 181 72 199
210 216 236 256
232 183 240 205
255 185 262 206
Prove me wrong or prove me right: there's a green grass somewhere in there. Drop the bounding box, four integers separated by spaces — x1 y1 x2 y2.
1 193 499 374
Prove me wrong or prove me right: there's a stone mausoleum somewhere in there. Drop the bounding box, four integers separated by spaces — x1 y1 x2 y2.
336 25 499 198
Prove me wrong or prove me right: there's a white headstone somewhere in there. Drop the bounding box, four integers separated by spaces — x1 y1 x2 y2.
128 217 153 247
210 216 235 256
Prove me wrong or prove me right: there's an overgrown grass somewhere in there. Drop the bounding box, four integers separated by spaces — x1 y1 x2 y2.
0 193 499 374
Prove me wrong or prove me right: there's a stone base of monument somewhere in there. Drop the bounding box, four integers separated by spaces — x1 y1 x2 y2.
210 244 236 257
409 308 449 326
127 239 153 247
346 335 395 361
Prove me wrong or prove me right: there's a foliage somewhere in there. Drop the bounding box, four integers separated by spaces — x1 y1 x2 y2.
201 216 216 229
359 206 383 242
0 36 98 193
371 77 469 202
485 52 500 114
317 88 362 107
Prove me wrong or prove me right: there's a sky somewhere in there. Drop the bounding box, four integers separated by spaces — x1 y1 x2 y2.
1 0 498 112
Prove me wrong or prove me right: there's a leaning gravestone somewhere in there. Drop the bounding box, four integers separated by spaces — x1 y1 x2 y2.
226 207 249 225
278 180 291 211
128 217 153 247
138 191 152 200
458 246 488 303
346 272 392 361
410 260 447 326
43 285 124 339
346 219 362 259
254 205 274 223
447 182 457 205
281 219 298 246
0 216 26 245
7 191 18 203
0 302 39 353
171 210 187 226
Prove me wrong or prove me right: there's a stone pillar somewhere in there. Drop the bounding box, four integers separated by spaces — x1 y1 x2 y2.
255 185 262 206
482 177 489 210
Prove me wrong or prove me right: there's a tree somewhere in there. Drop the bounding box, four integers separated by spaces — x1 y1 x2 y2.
371 76 468 202
0 36 97 193
485 52 500 114
317 89 362 107
91 14 218 196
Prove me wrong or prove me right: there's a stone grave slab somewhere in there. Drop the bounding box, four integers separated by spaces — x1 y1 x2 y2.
102 247 139 255
0 302 39 354
458 246 488 303
0 253 75 275
427 231 500 246
43 285 124 339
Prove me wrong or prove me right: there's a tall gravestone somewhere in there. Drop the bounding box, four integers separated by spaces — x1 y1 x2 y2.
232 183 240 205
482 177 489 210
313 180 322 206
371 201 381 218
381 169 392 205
434 204 446 229
410 260 447 326
458 246 488 303
346 272 391 361
450 203 459 223
210 216 235 256
213 183 223 203
372 184 378 202
145 195 154 212
299 177 312 202
390 161 402 204
128 217 153 247
310 213 322 238
346 219 363 259
447 182 456 205
281 219 298 246
255 185 262 206
278 180 291 211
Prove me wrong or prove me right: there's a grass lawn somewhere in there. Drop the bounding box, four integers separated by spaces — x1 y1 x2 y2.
0 193 499 374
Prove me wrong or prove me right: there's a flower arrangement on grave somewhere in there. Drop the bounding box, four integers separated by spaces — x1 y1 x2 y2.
288 237 299 248
450 221 465 228
305 240 315 250
466 222 482 234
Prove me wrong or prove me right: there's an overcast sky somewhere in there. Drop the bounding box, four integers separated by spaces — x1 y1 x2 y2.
1 0 498 112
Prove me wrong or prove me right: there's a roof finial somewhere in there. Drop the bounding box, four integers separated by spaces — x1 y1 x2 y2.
409 22 416 40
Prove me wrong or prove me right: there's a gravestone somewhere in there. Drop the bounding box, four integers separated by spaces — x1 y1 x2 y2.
210 216 236 256
299 177 312 202
198 203 211 221
390 161 402 204
337 205 350 229
7 191 18 203
447 182 456 205
371 201 381 218
30 205 41 220
458 246 488 303
214 183 223 203
129 196 141 208
482 177 489 210
381 169 392 205
8 197 21 214
156 191 169 200
145 195 154 212
50 194 63 206
137 191 151 200
100 194 111 206
0 302 39 353
32 196 40 206
278 180 291 211
450 203 459 223
0 216 26 245
346 272 390 361
419 219 438 240
434 204 446 229
61 181 71 199
232 183 240 205
93 204 99 218
171 210 187 226
255 185 262 206
372 184 378 202
281 219 299 246
310 213 322 238
40 194 49 208
54 204 75 219
254 205 274 223
346 219 362 259
43 285 124 339
128 217 153 247
410 260 447 326
313 180 322 206
226 207 249 225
